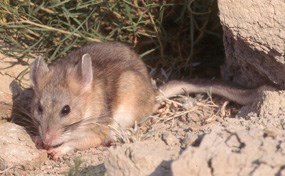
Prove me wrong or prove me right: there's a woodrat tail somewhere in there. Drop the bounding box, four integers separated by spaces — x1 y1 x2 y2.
156 80 260 106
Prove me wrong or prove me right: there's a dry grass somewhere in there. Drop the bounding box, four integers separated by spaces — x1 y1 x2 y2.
0 0 223 79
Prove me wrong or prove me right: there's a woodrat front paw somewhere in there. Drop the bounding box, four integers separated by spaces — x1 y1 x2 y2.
47 145 72 160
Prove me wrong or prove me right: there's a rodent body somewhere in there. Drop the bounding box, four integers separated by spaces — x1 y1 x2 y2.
29 42 271 159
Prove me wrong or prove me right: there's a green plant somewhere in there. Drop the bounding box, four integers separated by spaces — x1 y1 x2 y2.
64 157 104 176
65 157 83 176
0 0 223 78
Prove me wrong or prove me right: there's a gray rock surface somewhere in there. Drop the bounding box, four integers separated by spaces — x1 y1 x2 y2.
0 122 47 171
218 0 285 88
238 90 285 130
172 124 285 176
104 140 180 176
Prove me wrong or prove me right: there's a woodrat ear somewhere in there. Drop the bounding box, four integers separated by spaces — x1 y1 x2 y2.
29 56 49 88
9 80 23 98
80 53 93 89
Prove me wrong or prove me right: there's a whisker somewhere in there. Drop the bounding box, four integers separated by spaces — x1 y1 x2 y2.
62 113 113 133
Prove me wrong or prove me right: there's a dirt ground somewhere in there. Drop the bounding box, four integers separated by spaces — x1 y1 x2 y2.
0 54 285 176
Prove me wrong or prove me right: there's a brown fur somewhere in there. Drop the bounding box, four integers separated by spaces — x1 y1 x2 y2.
30 42 156 159
29 42 274 159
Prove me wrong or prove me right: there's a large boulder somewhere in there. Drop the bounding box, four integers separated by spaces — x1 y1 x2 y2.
218 0 285 88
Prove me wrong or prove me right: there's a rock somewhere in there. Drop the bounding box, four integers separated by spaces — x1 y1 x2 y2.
257 90 285 120
161 132 180 147
0 122 47 171
0 54 32 123
238 90 285 130
0 54 31 103
218 0 285 88
104 140 180 176
171 124 285 176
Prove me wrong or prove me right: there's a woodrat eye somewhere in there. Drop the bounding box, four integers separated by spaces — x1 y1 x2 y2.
61 105 70 116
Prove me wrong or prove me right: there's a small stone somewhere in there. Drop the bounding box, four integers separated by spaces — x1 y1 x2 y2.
181 133 197 148
161 132 180 147
0 122 47 171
